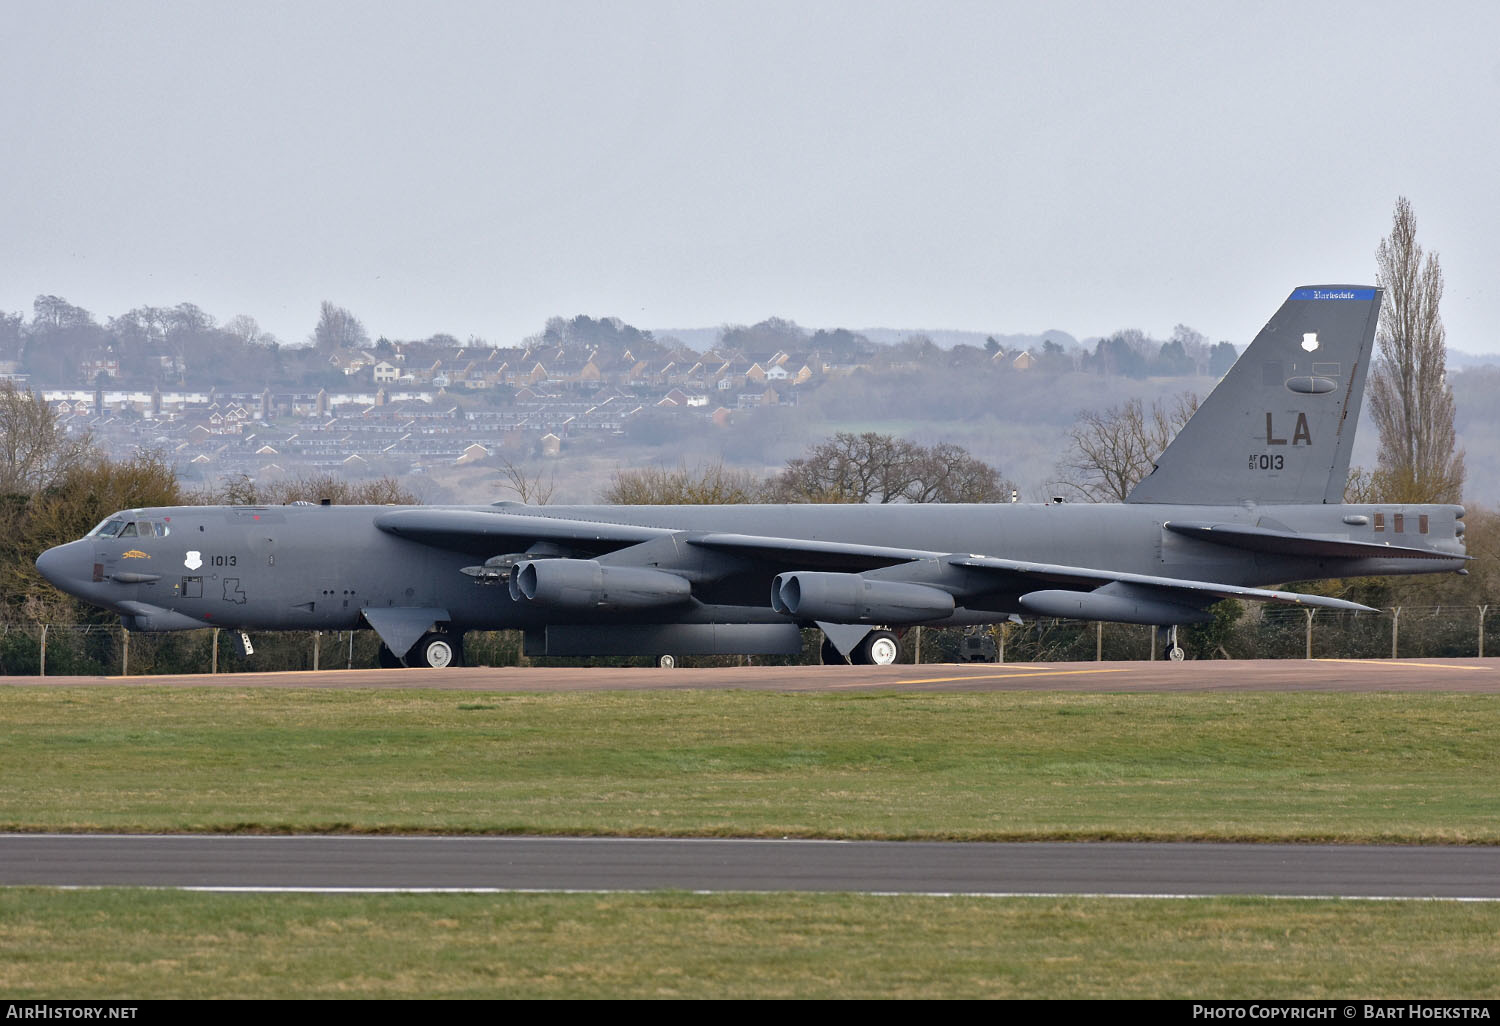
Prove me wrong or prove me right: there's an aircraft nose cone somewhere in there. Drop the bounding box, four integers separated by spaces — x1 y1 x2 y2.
36 541 87 593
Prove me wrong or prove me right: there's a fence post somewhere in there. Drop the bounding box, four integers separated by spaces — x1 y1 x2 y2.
1150 625 1158 660
914 625 922 664
998 624 1006 664
1480 606 1488 659
1096 621 1103 661
347 630 354 670
1305 608 1314 659
313 631 321 671
1390 607 1401 659
39 625 47 677
211 628 219 674
121 628 129 677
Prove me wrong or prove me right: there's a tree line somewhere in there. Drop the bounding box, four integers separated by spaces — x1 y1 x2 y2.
600 432 1015 506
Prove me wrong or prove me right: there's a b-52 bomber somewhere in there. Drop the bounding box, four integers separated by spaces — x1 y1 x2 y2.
37 285 1468 667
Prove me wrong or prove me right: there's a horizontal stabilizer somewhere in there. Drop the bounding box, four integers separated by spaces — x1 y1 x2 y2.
1164 521 1467 561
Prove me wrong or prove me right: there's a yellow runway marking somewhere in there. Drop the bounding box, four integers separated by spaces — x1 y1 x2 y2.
1314 659 1493 672
831 668 1134 688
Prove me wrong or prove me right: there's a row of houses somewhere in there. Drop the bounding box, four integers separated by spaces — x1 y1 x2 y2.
328 341 829 394
43 378 795 483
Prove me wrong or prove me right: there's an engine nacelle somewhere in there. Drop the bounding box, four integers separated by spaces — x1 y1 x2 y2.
509 558 692 611
1018 588 1213 626
771 572 954 624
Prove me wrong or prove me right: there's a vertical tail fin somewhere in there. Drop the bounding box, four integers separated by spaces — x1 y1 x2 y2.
1126 285 1381 505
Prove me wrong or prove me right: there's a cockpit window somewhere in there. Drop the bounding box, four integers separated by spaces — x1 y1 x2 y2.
91 518 127 538
87 514 169 539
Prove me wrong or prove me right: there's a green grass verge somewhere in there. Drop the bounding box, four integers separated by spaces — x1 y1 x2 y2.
2 889 1498 998
2 688 1497 841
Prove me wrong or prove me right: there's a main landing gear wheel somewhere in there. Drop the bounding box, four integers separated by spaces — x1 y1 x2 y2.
820 637 849 665
657 654 678 669
408 632 462 668
851 630 900 666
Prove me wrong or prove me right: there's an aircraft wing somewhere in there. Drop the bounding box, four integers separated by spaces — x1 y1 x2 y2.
685 533 1375 624
376 514 1375 625
688 532 937 571
943 554 1375 613
373 507 674 556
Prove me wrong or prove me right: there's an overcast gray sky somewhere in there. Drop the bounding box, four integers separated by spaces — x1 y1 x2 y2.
3 0 1497 351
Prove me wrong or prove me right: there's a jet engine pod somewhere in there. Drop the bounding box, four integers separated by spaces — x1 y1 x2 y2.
509 558 691 611
1018 587 1213 626
771 571 954 624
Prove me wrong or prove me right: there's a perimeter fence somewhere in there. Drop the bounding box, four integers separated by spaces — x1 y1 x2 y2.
0 604 1493 676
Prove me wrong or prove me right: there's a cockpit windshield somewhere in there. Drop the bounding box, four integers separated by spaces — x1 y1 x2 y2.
87 515 170 539
90 518 127 538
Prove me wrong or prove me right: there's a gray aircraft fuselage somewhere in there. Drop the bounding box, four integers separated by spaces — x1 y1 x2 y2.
39 498 1467 635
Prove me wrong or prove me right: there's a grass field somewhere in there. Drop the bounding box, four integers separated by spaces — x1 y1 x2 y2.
3 889 1499 999
1 687 1496 840
4 685 1497 998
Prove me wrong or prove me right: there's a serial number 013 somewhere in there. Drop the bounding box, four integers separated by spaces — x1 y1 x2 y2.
1249 454 1285 470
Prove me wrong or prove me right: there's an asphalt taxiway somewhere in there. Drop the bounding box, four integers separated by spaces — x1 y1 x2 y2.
3 835 1497 899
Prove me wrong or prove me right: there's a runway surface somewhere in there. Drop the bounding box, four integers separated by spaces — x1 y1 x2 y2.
4 656 1498 692
3 834 1498 899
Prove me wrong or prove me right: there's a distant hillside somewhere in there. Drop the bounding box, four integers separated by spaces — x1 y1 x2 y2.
1446 350 1500 370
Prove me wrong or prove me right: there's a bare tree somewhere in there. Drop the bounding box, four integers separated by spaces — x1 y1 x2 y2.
766 432 925 503
497 456 557 505
1058 394 1198 502
1368 197 1464 503
0 383 97 495
904 442 1013 503
765 432 1012 504
192 472 416 506
602 462 764 504
310 301 369 355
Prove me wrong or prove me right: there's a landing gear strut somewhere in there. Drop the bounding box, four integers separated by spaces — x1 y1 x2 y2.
1165 625 1185 662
